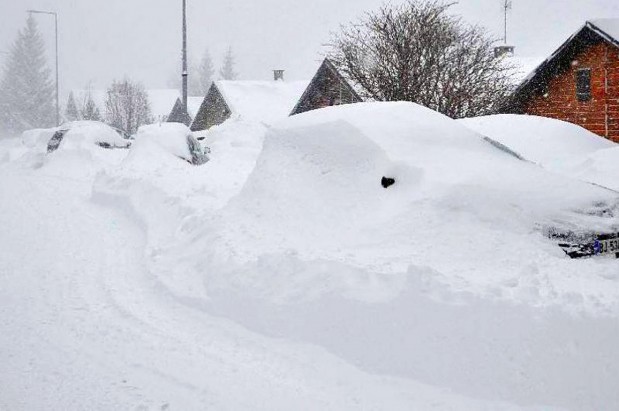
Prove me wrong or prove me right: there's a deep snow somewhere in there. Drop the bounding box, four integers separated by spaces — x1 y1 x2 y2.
460 114 619 191
1 103 618 410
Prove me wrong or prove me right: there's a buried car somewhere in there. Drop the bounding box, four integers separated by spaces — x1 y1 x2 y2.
45 121 132 153
133 123 209 165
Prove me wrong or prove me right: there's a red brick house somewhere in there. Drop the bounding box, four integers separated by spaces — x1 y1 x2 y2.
507 19 619 142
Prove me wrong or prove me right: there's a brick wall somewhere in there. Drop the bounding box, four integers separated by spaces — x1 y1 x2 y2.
524 42 619 142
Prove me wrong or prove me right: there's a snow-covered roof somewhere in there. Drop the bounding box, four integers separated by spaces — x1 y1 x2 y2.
214 80 308 123
509 55 545 84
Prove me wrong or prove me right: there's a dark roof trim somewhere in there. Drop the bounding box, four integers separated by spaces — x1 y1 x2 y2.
290 58 362 116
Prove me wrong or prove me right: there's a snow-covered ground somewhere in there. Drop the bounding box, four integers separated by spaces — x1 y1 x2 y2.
1 104 618 410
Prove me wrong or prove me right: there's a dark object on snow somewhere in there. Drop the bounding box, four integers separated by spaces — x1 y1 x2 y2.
186 135 209 165
47 130 67 153
381 177 395 189
555 231 619 259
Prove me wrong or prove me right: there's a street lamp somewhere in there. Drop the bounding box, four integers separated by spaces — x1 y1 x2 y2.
182 0 188 115
27 9 59 127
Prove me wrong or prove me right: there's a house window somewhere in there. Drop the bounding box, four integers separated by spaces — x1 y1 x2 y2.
576 69 591 102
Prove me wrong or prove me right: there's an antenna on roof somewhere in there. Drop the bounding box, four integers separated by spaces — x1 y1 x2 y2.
503 0 512 44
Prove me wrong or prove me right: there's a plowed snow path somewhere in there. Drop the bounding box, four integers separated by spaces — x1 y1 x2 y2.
0 165 527 410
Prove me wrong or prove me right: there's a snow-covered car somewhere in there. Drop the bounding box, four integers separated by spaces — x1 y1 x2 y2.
133 123 209 165
45 121 132 153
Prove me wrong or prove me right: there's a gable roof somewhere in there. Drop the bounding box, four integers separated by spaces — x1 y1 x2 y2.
509 19 619 109
167 98 193 126
290 58 362 115
212 80 308 124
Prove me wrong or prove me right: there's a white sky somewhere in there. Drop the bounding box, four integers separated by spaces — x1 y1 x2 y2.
1 0 618 97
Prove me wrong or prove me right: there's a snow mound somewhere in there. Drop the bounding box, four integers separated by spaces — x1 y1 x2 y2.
459 114 616 167
568 146 619 191
169 102 619 311
21 128 56 152
223 103 617 246
57 121 130 150
135 123 192 159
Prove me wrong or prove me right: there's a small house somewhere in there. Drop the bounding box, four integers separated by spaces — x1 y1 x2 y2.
190 76 307 131
290 58 362 116
190 58 363 131
506 19 619 142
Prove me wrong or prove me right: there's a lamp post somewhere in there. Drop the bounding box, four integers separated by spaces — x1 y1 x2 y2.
27 9 59 127
182 0 188 115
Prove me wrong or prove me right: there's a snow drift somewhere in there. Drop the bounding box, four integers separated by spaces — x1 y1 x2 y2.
460 114 619 191
2 102 619 410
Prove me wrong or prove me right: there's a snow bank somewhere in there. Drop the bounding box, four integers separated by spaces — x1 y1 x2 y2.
459 114 615 167
459 114 619 191
113 103 618 409
133 122 198 162
568 146 619 191
4 102 619 410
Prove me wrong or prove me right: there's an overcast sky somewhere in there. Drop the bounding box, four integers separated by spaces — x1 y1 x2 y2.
1 0 618 97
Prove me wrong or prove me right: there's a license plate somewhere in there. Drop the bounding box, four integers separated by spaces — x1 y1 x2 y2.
594 237 619 255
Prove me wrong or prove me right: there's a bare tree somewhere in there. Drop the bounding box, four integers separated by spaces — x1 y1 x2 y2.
328 0 516 118
104 78 152 135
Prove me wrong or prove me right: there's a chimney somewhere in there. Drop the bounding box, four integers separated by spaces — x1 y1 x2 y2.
494 45 515 58
273 70 284 81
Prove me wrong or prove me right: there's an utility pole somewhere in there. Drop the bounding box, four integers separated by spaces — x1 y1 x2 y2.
28 10 59 126
503 0 512 44
182 0 188 115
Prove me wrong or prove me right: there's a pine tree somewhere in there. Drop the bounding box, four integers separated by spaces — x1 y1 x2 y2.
199 48 215 94
0 15 55 134
219 47 238 80
65 91 80 122
81 93 101 121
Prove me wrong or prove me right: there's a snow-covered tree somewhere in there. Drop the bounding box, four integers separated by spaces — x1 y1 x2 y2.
65 91 80 122
198 48 215 94
0 15 55 134
328 0 516 118
104 78 152 135
219 47 238 80
80 92 101 122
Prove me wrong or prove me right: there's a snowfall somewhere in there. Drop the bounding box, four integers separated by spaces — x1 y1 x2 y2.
1 102 618 410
